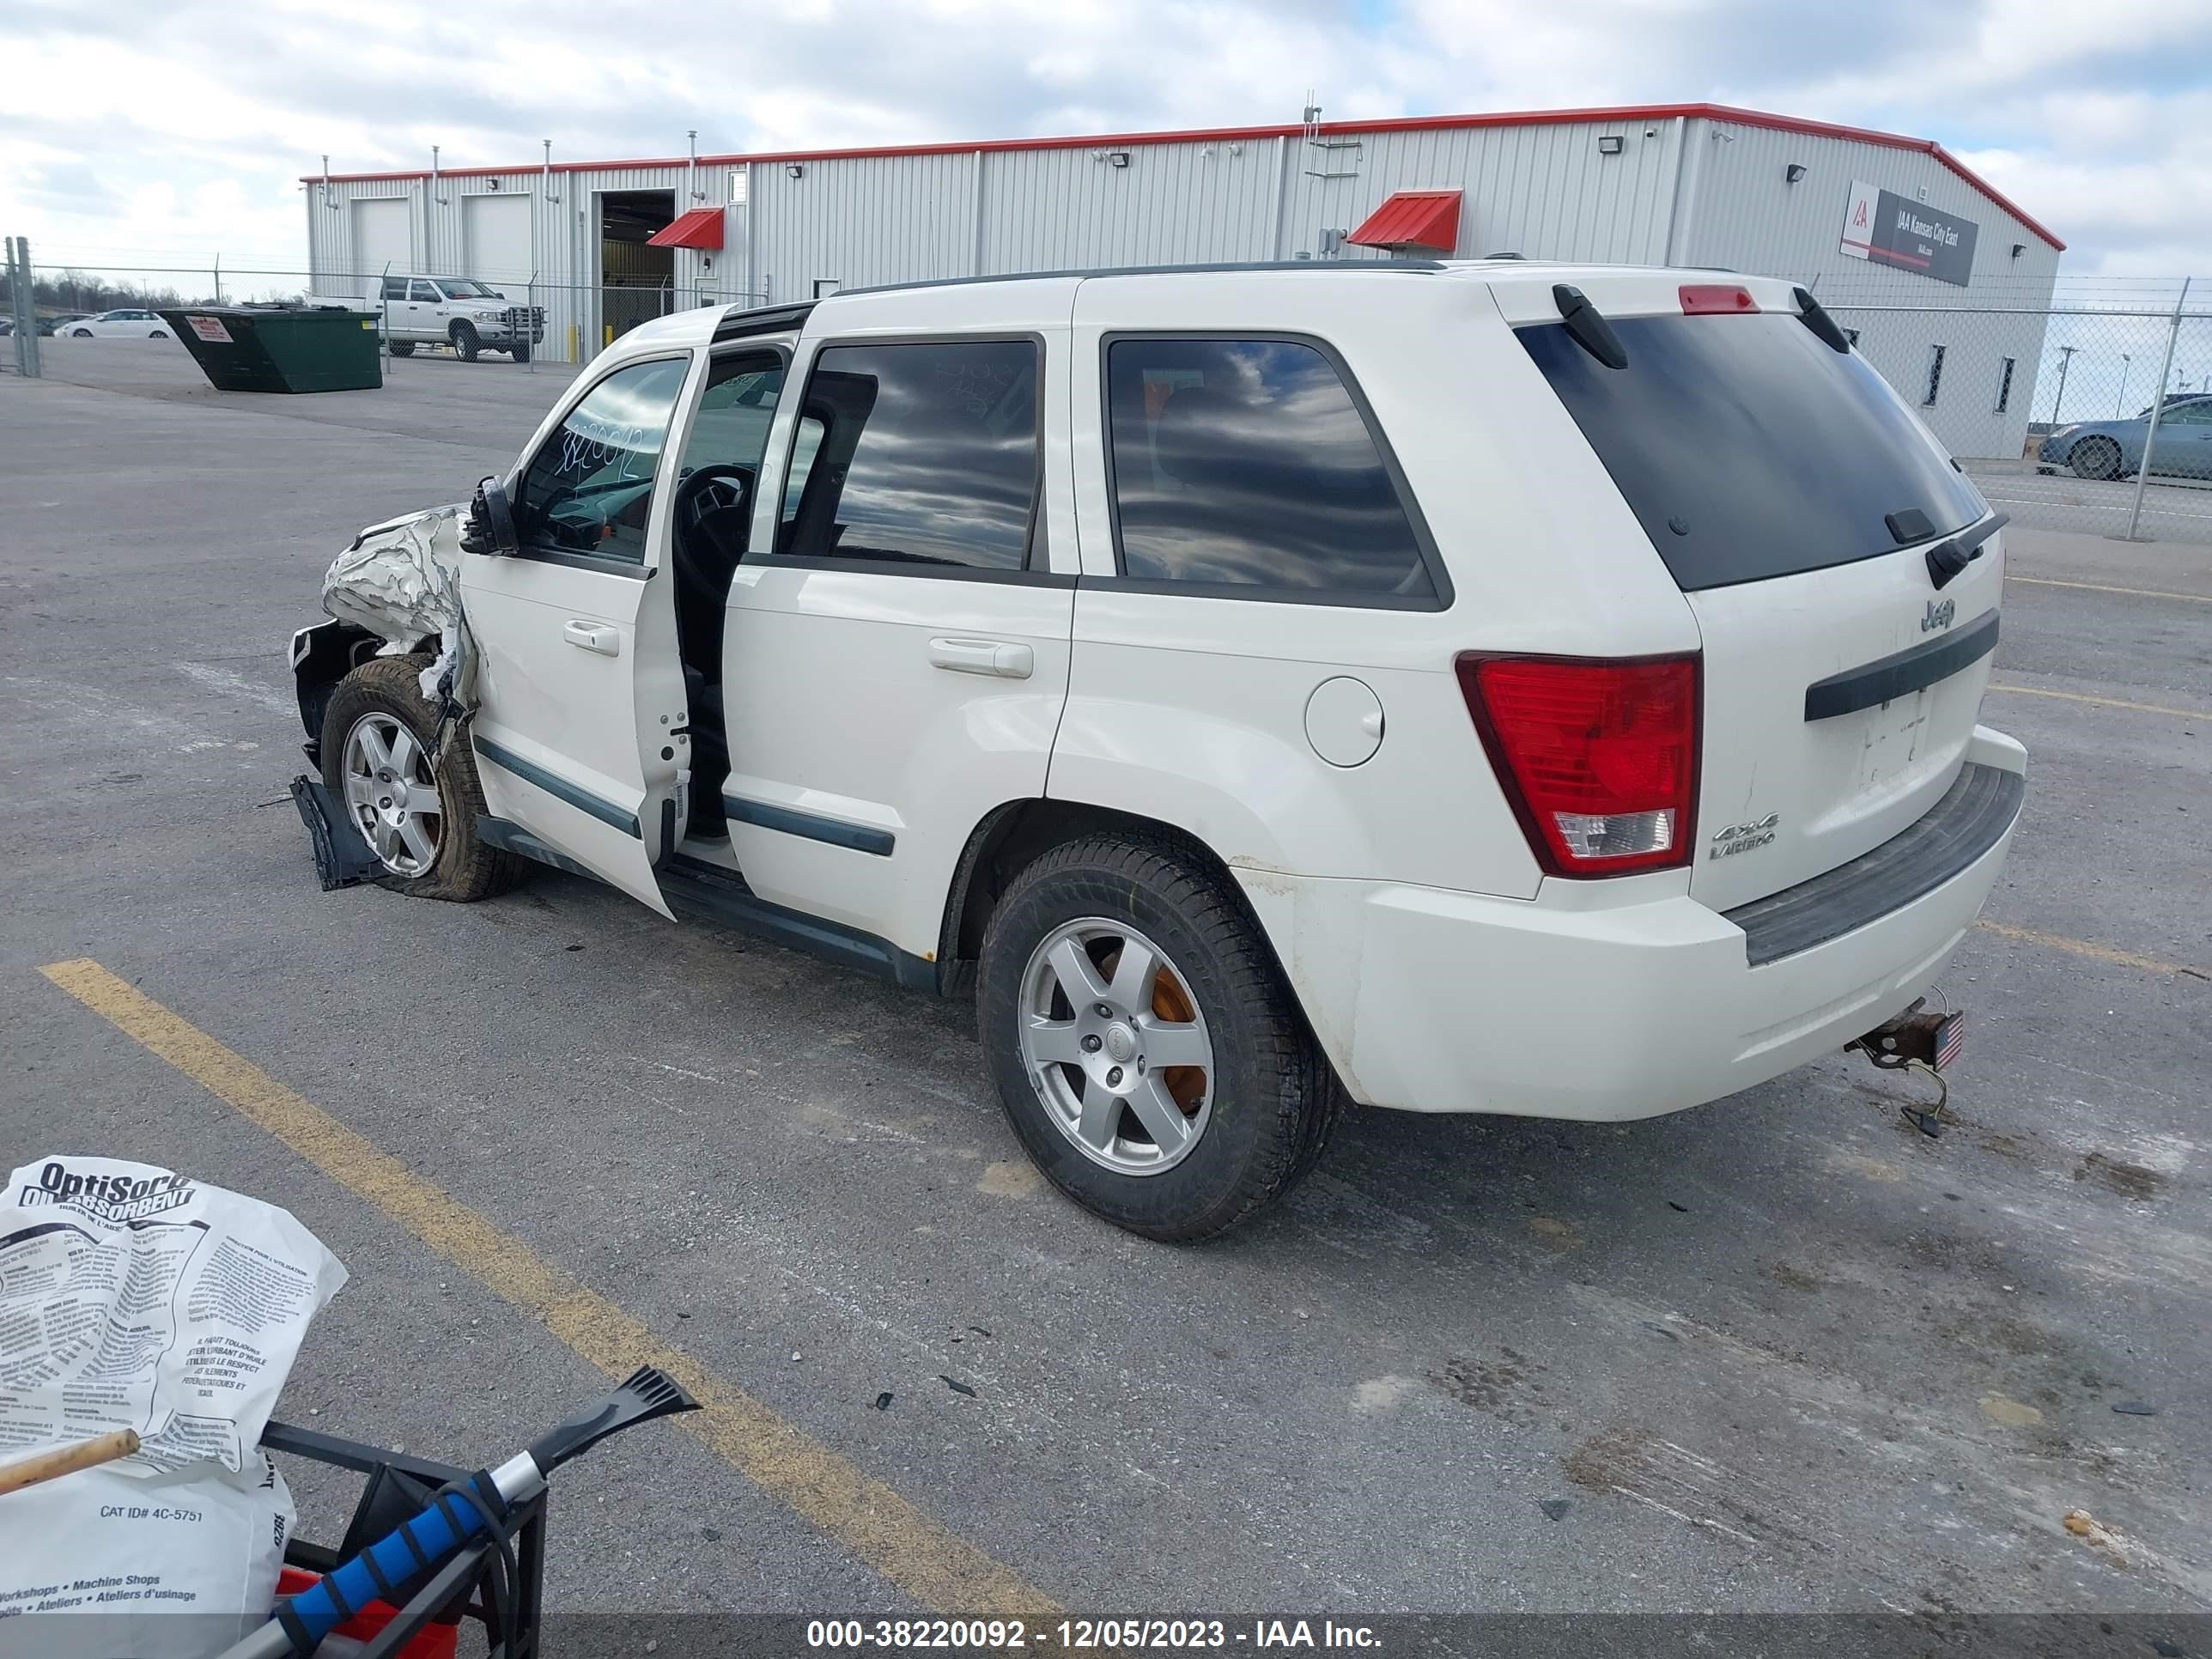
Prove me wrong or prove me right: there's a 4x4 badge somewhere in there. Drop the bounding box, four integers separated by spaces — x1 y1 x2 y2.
1710 813 1779 859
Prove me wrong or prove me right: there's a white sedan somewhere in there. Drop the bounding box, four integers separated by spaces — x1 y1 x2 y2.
63 309 173 338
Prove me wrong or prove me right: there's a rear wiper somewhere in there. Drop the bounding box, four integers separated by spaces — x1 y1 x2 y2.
1552 284 1627 370
1923 512 2008 590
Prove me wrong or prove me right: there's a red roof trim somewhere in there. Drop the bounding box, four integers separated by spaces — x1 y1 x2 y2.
1348 189 1462 252
301 101 2062 251
647 206 725 250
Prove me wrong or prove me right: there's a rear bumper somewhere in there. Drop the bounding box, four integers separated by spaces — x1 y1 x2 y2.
1240 726 2026 1121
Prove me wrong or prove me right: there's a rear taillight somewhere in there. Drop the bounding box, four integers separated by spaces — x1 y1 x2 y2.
1455 654 1701 877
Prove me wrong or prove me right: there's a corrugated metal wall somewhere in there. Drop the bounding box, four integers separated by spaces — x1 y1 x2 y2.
306 115 2063 428
1684 117 2063 458
1290 117 1684 264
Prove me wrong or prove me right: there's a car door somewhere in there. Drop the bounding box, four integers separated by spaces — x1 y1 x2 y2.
406 279 441 341
721 286 1079 962
2154 398 2212 480
460 349 701 915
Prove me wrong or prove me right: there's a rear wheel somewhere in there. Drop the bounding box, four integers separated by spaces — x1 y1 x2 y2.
388 340 416 357
319 655 518 902
978 833 1341 1241
2070 435 2122 482
450 320 481 362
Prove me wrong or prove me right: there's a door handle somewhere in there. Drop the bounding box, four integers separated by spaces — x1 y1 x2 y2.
927 637 1032 679
563 620 620 657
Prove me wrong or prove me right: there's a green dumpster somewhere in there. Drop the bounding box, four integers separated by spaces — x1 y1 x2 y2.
156 302 383 393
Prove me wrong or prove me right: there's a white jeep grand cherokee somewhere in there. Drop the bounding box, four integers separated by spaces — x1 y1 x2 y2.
290 262 2024 1241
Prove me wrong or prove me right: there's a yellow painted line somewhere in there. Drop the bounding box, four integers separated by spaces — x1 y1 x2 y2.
36 958 1060 1620
2008 574 2212 605
1973 922 2208 981
1987 683 2210 721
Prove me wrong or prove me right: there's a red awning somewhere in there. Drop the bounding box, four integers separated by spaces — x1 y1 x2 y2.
647 207 725 250
1347 189 1462 253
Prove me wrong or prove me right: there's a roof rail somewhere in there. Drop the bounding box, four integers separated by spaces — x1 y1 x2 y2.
842 258 1445 299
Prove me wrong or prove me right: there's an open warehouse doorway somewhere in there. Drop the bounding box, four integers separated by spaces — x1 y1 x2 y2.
596 189 675 344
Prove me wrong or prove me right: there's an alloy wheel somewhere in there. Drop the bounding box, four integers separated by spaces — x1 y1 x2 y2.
1017 918 1214 1176
340 712 443 877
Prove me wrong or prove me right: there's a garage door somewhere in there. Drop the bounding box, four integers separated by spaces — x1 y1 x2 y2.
464 194 535 289
350 198 414 304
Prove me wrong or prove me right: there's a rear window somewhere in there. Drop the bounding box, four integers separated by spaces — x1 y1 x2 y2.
1518 313 1988 591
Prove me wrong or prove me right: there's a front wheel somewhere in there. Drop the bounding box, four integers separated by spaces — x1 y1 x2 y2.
450 320 481 362
149 330 169 339
71 328 93 337
2070 435 2123 482
509 342 532 364
319 655 519 902
977 834 1341 1241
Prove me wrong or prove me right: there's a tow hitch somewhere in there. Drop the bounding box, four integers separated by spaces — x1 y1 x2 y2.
1846 998 1965 1138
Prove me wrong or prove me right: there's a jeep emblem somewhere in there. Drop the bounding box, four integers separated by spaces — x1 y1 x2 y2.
1921 598 1956 633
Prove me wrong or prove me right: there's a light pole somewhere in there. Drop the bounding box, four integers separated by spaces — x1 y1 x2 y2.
2116 353 2131 416
2050 344 2077 423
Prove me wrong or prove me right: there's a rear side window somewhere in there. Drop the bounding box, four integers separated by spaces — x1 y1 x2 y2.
1518 313 1989 591
776 339 1039 571
1105 337 1433 599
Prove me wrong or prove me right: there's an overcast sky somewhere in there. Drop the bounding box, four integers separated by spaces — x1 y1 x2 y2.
3 0 2208 286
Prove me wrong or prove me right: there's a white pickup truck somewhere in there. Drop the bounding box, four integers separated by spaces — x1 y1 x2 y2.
291 263 2024 1239
376 275 544 362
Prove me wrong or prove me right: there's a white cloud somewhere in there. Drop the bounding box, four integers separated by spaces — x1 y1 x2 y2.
2 0 2207 286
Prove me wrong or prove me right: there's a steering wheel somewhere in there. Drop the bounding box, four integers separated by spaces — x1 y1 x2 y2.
674 464 757 569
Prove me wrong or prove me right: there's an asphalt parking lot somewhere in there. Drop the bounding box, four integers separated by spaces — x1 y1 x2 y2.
3 341 2208 1641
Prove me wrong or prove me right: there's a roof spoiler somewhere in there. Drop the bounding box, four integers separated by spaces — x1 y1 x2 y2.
1792 286 1852 353
1552 284 1626 370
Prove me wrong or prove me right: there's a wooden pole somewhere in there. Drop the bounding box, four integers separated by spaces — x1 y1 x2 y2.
0 1429 142 1498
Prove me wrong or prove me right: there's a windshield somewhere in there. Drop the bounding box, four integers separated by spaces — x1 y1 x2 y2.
1518 312 1989 591
437 279 500 299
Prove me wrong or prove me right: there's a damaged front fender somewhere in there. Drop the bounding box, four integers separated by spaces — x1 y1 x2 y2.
295 501 483 760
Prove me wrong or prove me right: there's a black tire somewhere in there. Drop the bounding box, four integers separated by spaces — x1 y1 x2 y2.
71 328 92 337
2070 436 2122 482
149 330 169 340
388 340 416 357
977 832 1343 1242
510 342 532 364
319 655 520 902
450 320 481 362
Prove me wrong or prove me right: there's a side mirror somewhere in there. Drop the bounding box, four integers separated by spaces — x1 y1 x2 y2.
462 476 519 556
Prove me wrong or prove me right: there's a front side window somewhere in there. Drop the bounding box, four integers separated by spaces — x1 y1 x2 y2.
409 280 440 303
1104 337 1433 598
776 339 1039 570
439 278 497 299
511 356 690 566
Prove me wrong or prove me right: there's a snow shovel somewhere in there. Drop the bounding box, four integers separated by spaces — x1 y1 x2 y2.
222 1365 697 1659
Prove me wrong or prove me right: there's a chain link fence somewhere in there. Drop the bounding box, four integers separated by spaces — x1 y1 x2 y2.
9 243 2209 544
1814 272 2212 544
1 252 765 378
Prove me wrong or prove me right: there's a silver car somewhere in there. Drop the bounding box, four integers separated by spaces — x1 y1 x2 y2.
2038 394 2212 482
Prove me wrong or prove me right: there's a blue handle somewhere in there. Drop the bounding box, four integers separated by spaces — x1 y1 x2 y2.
277 1480 496 1651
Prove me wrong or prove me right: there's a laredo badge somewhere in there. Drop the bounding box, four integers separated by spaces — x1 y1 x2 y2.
1711 813 1779 859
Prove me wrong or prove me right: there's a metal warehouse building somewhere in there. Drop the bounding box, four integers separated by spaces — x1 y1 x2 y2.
304 100 2063 458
